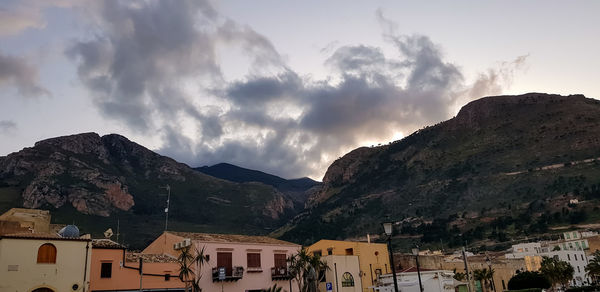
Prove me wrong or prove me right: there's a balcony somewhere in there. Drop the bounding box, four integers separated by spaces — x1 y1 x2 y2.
212 266 244 282
271 267 292 280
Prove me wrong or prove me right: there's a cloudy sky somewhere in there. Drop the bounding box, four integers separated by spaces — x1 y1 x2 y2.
1 1 599 180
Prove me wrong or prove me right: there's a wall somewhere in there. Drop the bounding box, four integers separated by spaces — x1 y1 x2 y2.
395 254 528 291
318 255 362 292
0 208 51 233
89 248 185 291
0 238 90 292
145 233 301 292
308 240 390 292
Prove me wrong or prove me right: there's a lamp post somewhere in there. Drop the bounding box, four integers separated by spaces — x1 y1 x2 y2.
485 256 496 292
412 246 424 292
382 222 399 292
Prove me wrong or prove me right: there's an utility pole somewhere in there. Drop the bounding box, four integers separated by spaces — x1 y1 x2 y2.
462 246 472 292
160 185 171 231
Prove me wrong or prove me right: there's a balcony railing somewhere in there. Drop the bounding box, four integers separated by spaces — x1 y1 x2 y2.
271 267 292 280
212 266 244 282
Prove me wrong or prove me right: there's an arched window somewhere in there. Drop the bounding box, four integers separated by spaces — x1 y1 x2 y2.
37 243 57 264
341 272 354 287
32 288 54 292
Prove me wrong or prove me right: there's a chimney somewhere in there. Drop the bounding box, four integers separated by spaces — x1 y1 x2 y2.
367 234 371 243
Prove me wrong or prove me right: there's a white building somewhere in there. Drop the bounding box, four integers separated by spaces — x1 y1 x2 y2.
374 268 463 292
505 241 592 287
545 250 591 286
317 255 362 292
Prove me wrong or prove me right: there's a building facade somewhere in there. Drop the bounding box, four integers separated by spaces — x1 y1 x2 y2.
375 268 460 292
143 231 300 292
318 255 363 292
90 239 185 292
0 233 91 292
307 239 390 292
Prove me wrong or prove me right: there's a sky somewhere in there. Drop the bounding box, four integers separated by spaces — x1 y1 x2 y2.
0 1 599 180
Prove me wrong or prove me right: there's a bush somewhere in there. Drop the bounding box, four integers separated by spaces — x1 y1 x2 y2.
507 271 551 290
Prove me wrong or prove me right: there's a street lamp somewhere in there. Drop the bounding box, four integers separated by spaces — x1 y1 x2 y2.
412 246 424 292
485 256 496 292
382 222 399 292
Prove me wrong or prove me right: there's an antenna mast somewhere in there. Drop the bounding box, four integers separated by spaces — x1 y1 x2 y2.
161 184 171 231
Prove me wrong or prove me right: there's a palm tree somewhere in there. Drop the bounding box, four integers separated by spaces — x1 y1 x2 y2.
288 248 329 292
585 250 600 284
177 245 209 292
473 269 487 292
540 256 574 291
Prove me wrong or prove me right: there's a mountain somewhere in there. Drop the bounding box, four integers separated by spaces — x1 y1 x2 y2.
0 133 295 248
277 93 600 248
195 163 319 207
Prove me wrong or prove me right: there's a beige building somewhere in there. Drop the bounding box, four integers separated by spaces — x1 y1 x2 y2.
318 255 363 292
307 239 390 292
395 253 527 291
0 232 92 292
0 208 52 234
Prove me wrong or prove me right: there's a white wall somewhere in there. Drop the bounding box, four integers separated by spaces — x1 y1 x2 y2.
0 238 91 292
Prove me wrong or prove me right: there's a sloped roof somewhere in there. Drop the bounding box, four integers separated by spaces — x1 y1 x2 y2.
126 252 178 263
92 238 124 249
0 232 90 241
167 231 299 246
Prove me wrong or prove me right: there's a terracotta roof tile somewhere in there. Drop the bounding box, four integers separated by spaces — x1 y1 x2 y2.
167 231 299 246
92 239 124 249
126 252 178 263
0 232 90 241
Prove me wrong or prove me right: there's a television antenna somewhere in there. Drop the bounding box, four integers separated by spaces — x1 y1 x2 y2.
160 185 171 231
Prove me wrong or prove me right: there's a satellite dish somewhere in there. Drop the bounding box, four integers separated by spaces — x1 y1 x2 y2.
104 228 114 239
59 225 80 238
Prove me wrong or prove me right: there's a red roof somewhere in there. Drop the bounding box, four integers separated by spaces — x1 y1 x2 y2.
0 232 90 241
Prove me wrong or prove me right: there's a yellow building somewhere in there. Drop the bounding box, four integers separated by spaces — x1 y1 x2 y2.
308 240 390 292
0 232 92 292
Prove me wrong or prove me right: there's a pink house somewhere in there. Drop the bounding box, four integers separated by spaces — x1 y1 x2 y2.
143 231 301 292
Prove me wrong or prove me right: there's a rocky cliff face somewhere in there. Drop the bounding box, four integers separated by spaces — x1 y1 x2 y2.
280 93 600 245
0 133 295 247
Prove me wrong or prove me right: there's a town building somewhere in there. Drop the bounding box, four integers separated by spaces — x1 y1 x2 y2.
90 238 185 292
307 239 390 292
143 231 300 292
317 255 363 292
505 241 592 286
396 252 529 291
374 268 463 292
0 231 91 292
0 208 53 234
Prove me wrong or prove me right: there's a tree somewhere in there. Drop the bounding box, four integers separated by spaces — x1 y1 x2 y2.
540 256 574 290
177 245 209 292
453 269 466 282
507 271 551 290
585 250 600 284
473 268 494 292
288 248 329 292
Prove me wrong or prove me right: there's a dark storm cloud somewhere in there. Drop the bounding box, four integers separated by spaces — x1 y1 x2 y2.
68 2 526 179
0 52 49 97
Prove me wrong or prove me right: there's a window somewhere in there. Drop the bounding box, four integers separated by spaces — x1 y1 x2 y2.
327 248 333 255
37 243 57 264
573 232 578 239
101 262 112 278
247 253 261 269
345 248 354 255
274 254 287 269
578 266 581 273
566 233 571 239
313 250 322 257
217 252 233 276
341 272 354 287
568 254 571 261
